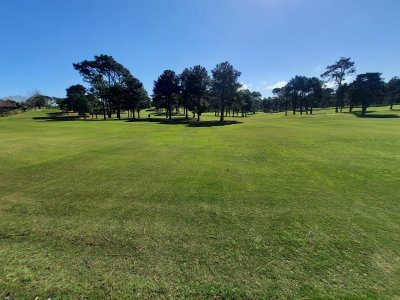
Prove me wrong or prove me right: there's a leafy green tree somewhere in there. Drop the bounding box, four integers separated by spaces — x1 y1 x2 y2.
121 75 144 118
286 76 310 115
347 73 385 116
26 93 49 109
211 62 241 122
73 54 130 119
272 87 289 115
307 77 323 115
336 83 349 111
153 70 181 119
250 92 262 113
386 77 400 110
108 84 126 119
56 97 68 112
321 57 356 113
136 87 151 118
66 84 91 119
260 98 270 113
236 89 253 117
180 65 210 121
180 68 193 119
321 87 335 108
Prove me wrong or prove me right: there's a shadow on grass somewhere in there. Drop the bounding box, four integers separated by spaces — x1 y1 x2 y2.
351 111 400 118
33 112 242 127
126 117 242 127
32 112 80 121
33 112 127 122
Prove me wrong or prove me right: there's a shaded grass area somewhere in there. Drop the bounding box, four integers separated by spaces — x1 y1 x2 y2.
32 111 242 127
351 110 400 118
0 108 400 299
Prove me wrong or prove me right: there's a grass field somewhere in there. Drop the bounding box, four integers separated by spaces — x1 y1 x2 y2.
1 108 400 299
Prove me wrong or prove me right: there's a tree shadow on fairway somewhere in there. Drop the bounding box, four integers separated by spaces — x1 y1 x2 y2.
32 112 81 121
351 111 400 118
33 112 124 122
32 112 242 127
126 117 242 127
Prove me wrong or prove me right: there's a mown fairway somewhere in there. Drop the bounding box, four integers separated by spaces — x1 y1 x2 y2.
1 109 400 299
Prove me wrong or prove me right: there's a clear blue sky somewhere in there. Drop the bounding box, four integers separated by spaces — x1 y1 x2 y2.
1 0 399 99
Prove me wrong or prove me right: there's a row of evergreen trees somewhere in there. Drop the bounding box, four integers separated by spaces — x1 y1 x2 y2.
62 55 400 120
59 55 150 119
266 58 400 116
152 63 262 121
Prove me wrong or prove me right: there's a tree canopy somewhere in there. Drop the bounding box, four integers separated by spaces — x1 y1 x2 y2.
211 62 241 122
321 57 356 113
152 70 181 120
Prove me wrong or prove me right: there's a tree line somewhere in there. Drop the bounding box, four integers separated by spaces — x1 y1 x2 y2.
63 55 250 122
61 55 400 120
267 57 400 116
0 93 60 113
57 55 150 120
152 62 252 122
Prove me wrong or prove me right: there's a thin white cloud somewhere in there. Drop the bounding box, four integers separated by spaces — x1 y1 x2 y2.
266 81 287 90
239 82 253 90
323 76 356 90
323 81 336 89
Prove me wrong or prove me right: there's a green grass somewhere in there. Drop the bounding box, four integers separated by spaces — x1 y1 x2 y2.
1 107 399 299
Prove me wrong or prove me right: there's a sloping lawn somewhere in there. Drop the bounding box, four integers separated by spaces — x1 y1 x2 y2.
0 108 399 299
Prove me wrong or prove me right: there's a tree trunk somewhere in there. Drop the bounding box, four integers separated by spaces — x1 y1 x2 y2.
117 107 121 119
220 103 224 122
185 107 189 119
292 99 296 115
361 105 367 116
102 102 106 120
335 98 339 113
197 112 200 121
300 100 303 115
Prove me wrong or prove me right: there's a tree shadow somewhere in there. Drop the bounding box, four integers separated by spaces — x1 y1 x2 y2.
33 112 126 122
32 112 81 121
126 117 242 127
351 111 400 118
32 112 243 126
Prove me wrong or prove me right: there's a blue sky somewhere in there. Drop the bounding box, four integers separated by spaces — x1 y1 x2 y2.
1 0 399 99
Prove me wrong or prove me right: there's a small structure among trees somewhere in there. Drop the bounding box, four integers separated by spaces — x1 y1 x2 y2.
0 100 18 115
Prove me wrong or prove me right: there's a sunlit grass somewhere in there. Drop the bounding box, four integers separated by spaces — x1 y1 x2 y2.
0 107 399 299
